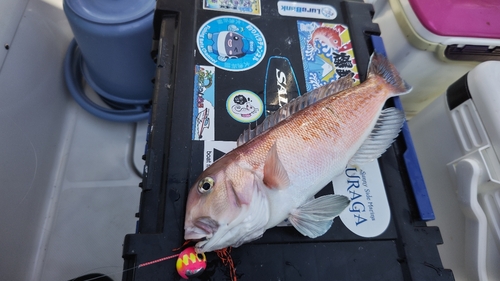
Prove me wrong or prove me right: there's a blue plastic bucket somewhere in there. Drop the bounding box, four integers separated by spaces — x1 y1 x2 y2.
63 0 155 104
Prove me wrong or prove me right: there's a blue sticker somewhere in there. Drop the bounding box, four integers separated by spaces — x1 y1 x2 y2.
226 90 263 123
192 65 216 140
203 0 261 15
197 16 267 72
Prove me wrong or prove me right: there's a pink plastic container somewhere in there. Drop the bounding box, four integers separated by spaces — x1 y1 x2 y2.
373 0 500 118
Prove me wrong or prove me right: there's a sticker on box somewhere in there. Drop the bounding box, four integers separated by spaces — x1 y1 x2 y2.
203 0 261 15
263 56 301 116
197 16 266 72
192 65 216 141
297 21 359 91
277 1 337 20
226 90 263 123
203 141 237 170
332 161 391 238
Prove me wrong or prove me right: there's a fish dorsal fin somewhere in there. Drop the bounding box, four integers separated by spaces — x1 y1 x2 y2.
288 194 350 238
237 74 354 146
349 107 405 166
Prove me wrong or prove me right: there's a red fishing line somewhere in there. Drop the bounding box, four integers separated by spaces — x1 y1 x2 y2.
137 241 193 268
138 253 180 268
82 242 237 281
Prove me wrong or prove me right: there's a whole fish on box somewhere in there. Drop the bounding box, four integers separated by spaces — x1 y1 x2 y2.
184 53 412 253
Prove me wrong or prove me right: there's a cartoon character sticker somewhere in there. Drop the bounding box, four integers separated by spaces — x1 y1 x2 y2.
203 0 261 15
297 21 359 91
197 16 266 72
207 29 255 62
226 90 263 123
192 65 216 141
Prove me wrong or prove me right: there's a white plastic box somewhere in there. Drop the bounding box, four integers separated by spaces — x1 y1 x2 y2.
373 0 500 117
409 61 500 281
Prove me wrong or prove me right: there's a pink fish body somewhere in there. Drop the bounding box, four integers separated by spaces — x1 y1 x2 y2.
184 53 411 253
308 26 342 49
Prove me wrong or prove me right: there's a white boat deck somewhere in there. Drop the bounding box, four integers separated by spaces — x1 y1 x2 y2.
0 0 143 280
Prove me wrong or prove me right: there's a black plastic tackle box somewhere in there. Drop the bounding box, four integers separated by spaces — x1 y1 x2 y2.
122 0 455 280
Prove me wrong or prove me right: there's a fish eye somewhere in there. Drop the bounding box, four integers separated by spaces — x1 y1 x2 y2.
233 36 239 40
198 177 214 193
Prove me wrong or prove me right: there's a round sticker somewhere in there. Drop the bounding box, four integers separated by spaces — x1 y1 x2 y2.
197 16 267 72
226 90 263 123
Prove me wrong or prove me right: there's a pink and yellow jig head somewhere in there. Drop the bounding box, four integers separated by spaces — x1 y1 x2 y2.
176 246 207 279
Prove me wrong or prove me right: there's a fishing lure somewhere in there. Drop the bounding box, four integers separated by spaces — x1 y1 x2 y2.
176 247 207 279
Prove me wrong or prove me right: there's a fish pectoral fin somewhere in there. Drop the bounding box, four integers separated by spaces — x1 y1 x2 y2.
263 142 290 189
288 194 350 238
349 107 405 166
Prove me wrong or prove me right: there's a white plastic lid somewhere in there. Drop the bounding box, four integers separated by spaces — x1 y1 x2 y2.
65 0 155 24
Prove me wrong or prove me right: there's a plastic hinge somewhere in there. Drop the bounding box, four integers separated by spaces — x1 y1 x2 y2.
371 35 435 221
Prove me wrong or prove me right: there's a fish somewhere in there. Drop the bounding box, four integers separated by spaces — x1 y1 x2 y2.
184 53 412 253
308 26 342 49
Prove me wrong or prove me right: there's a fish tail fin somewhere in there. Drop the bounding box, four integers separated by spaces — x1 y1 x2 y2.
368 52 412 96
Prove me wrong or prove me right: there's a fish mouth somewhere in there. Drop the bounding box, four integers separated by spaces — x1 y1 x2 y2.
185 217 219 241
